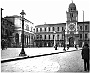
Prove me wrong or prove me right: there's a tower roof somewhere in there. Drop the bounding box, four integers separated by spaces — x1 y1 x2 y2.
68 1 76 11
69 2 76 8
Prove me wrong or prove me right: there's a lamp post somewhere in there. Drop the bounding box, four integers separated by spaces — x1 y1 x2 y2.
1 8 4 20
63 29 66 51
53 31 56 47
53 31 57 50
82 10 84 47
19 10 27 56
1 8 4 40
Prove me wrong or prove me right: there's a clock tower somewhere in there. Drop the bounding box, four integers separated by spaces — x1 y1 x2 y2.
66 1 79 47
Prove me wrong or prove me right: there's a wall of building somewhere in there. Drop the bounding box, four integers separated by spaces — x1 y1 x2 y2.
77 22 89 47
34 21 90 47
1 18 14 48
4 16 35 48
34 23 66 47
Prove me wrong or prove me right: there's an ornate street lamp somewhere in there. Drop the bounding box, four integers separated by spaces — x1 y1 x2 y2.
1 8 4 40
53 31 56 47
19 10 27 56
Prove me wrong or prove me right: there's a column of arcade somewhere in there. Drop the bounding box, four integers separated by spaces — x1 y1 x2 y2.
24 34 31 47
16 33 31 47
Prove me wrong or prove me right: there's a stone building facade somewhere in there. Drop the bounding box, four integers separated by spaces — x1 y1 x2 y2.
65 2 89 47
5 15 35 47
35 23 66 47
34 2 90 47
1 18 14 47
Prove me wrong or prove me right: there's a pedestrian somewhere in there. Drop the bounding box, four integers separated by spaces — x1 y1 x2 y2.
67 44 69 50
1 39 5 50
55 44 57 50
75 44 78 50
81 43 89 72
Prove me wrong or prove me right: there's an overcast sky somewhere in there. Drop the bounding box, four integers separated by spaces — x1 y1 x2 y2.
1 0 90 26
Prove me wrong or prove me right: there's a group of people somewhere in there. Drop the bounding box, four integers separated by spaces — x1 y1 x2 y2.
54 44 78 50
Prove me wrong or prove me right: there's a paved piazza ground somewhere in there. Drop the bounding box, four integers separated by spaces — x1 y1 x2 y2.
1 47 90 72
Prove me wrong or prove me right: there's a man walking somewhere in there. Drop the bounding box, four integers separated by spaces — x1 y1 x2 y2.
81 43 89 72
55 44 57 50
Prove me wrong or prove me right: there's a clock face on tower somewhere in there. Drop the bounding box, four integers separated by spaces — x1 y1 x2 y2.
68 23 76 31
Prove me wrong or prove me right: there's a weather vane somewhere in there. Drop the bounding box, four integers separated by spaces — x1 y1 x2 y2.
72 0 73 3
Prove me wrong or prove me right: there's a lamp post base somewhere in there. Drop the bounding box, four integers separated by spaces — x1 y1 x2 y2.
19 50 27 56
63 49 66 51
19 53 27 56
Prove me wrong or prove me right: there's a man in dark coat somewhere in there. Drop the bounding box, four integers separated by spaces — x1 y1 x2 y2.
81 43 89 71
1 39 5 50
55 44 57 50
75 44 78 50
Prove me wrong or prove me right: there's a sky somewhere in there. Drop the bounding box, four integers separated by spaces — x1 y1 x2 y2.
1 0 90 26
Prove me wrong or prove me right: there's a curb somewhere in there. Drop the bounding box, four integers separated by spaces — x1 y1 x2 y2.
1 49 82 63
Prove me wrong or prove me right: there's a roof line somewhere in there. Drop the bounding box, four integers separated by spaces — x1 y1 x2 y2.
5 15 34 24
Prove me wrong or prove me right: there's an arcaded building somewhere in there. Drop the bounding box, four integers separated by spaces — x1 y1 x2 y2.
34 2 90 47
5 15 35 47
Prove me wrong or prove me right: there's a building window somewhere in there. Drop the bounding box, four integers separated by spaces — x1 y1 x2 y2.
80 34 82 39
45 35 46 40
85 34 87 39
45 28 46 32
53 27 54 31
85 25 88 31
26 24 29 31
40 28 42 32
36 35 39 39
40 35 42 40
57 35 59 40
49 27 50 31
62 34 64 39
36 28 38 32
53 35 54 40
62 27 64 31
80 26 82 31
29 36 30 42
49 35 50 40
57 27 59 31
70 13 73 17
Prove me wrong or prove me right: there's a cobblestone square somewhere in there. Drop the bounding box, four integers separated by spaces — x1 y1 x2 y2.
1 47 88 72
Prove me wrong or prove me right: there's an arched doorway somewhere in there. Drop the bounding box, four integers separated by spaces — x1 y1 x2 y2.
69 37 74 47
